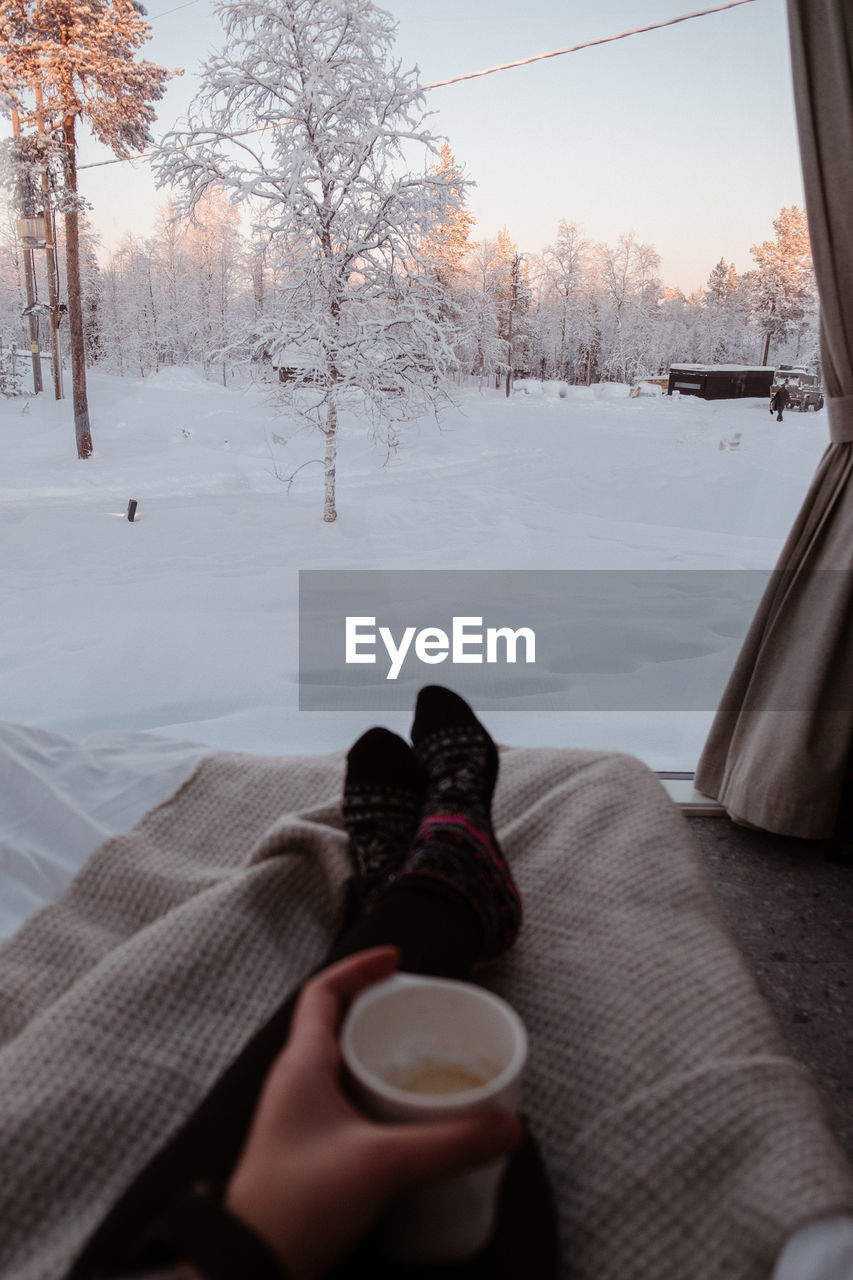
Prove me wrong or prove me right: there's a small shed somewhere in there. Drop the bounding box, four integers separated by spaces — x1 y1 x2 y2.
260 342 325 385
668 364 775 400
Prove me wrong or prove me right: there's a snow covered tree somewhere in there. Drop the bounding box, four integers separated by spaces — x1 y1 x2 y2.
0 190 24 344
421 142 476 290
457 235 511 389
150 198 191 367
704 257 739 306
181 187 246 384
655 287 702 371
696 258 751 363
156 0 463 522
49 210 103 365
101 233 160 376
0 0 174 456
0 190 28 393
416 142 476 380
536 220 591 380
96 192 255 379
496 232 532 395
748 205 814 367
596 232 662 383
249 208 271 321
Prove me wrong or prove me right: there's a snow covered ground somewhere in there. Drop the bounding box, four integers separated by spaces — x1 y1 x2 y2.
0 370 827 768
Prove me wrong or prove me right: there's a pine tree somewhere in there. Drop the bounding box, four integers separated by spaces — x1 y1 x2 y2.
698 258 750 363
748 205 814 367
0 0 174 456
156 0 463 522
704 257 738 305
496 233 531 396
423 143 476 288
492 227 517 390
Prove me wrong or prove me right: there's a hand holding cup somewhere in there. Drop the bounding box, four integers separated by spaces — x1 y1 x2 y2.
225 948 523 1280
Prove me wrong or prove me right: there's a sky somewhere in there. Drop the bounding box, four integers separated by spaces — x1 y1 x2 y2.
27 0 805 294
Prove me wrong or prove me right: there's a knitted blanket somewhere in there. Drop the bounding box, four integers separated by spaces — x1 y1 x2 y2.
1 746 851 1280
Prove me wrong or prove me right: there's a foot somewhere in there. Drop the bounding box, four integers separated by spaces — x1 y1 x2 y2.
396 686 522 960
411 685 498 832
342 728 427 907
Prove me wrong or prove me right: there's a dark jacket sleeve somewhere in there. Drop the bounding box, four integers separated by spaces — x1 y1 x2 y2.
92 1185 290 1280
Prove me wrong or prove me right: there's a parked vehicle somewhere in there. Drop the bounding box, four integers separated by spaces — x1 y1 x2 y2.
772 366 824 412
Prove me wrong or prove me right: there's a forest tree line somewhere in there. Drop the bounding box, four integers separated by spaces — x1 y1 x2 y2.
0 185 818 393
0 0 819 522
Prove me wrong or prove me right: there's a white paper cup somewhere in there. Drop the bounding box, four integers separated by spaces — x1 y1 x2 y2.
340 972 527 1264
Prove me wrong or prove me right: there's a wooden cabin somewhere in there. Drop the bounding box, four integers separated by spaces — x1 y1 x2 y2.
667 364 776 400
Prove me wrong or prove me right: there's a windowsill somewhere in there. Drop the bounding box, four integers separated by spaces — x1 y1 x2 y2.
659 775 725 815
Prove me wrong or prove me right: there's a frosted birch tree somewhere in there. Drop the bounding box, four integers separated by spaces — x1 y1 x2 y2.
101 234 162 375
499 238 532 394
536 220 590 381
0 191 24 343
182 187 246 384
151 199 191 367
596 232 662 383
156 0 464 522
458 234 514 388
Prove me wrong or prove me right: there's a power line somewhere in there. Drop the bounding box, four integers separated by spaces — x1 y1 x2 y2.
79 116 281 170
77 0 758 172
420 0 758 90
149 0 204 18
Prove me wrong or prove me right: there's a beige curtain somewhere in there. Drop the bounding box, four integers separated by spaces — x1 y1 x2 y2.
695 0 853 839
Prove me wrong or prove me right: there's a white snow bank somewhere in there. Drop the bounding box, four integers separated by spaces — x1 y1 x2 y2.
0 372 828 768
630 381 664 398
0 721 206 942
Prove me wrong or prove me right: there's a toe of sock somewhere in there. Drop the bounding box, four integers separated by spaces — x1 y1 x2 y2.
411 685 484 744
346 727 426 793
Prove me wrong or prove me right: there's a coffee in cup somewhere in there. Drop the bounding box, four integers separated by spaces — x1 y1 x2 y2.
341 971 527 1263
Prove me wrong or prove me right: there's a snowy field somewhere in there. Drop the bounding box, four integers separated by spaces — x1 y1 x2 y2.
0 371 827 769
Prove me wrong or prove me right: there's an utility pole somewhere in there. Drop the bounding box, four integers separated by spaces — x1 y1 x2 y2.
11 107 43 395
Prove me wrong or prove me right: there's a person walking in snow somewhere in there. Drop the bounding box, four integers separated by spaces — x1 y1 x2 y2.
773 382 790 421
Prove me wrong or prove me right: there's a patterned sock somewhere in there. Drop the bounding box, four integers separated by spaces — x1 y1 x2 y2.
342 727 427 907
393 686 522 961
